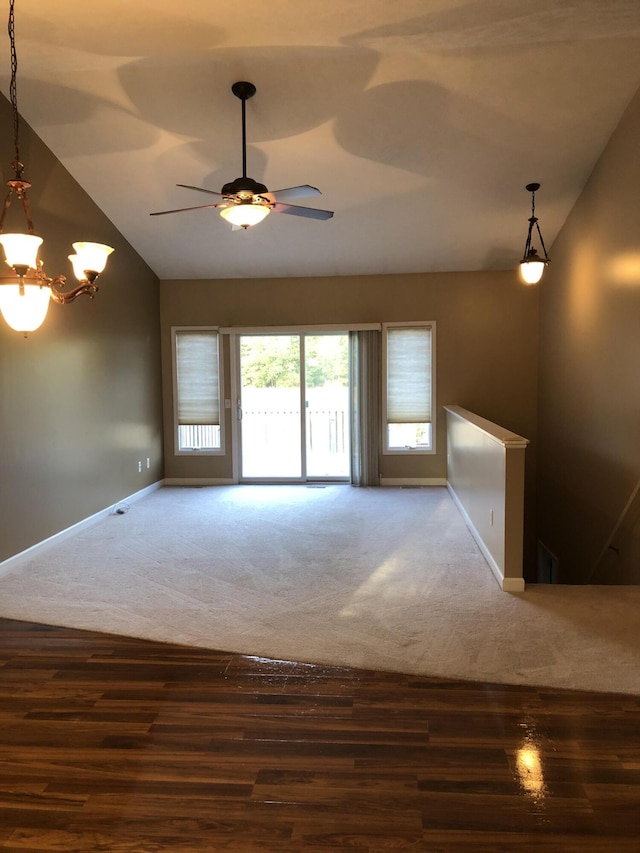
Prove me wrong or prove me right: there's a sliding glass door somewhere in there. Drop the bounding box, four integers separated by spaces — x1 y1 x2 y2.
304 334 349 478
239 335 302 478
238 332 349 481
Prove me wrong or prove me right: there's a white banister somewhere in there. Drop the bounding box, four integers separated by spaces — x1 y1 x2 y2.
444 405 529 591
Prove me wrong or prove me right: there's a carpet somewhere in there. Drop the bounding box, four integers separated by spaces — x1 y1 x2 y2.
1 485 639 695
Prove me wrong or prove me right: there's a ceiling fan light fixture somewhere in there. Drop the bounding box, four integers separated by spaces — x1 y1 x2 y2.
518 182 549 285
220 202 270 229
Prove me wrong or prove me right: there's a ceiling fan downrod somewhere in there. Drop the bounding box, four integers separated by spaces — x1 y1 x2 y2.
231 81 255 180
221 81 267 198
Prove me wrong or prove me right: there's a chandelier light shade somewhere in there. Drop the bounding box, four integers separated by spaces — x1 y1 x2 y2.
0 0 114 335
0 282 50 332
70 242 115 279
220 201 271 229
0 232 42 270
519 182 550 285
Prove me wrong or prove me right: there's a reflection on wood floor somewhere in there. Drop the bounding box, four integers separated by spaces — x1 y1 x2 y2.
0 617 638 851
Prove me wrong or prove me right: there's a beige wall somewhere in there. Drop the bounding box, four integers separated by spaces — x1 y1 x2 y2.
0 96 163 563
160 269 539 575
537 86 640 583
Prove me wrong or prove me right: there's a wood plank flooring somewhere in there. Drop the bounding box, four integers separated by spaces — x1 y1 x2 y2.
0 617 638 851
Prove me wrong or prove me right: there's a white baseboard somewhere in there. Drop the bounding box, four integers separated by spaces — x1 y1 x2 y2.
169 478 446 488
447 483 525 593
379 478 447 487
164 478 236 487
0 480 163 576
501 576 526 592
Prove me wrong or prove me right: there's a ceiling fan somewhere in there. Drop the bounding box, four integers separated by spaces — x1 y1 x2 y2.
150 81 334 230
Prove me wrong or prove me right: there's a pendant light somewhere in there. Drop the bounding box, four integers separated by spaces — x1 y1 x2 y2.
519 182 550 285
0 0 114 335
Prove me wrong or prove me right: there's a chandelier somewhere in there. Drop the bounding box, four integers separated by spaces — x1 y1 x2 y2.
0 0 114 335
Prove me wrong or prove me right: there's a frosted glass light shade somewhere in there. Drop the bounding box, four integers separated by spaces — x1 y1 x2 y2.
0 233 43 270
519 258 546 285
0 283 51 332
71 241 114 277
68 254 87 282
220 203 270 228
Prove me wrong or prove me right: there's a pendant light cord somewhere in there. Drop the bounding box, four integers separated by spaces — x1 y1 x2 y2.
7 0 22 178
1 0 35 235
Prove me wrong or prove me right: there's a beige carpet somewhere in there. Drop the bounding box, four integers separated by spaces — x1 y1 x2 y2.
1 485 639 695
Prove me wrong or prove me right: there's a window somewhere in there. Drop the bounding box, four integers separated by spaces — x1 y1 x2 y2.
173 328 222 453
382 322 434 453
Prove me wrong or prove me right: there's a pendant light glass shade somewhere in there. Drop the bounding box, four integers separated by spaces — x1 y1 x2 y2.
220 203 270 228
0 283 51 332
519 252 546 285
0 233 43 270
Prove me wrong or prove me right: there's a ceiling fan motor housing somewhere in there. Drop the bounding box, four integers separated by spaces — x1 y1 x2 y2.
221 176 269 200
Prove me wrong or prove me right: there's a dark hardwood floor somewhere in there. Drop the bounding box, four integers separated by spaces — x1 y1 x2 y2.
0 618 638 851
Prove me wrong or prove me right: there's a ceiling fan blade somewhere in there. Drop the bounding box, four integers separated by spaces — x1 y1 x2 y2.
273 202 334 220
269 185 322 202
176 184 224 199
150 203 220 216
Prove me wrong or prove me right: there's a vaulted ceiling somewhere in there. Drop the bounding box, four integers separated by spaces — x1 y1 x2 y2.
2 0 640 280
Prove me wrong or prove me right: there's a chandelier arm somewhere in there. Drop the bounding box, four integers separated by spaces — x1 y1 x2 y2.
49 276 99 305
0 189 13 231
20 191 34 233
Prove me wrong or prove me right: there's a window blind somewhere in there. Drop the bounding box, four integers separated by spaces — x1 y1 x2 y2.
175 331 220 426
386 326 432 423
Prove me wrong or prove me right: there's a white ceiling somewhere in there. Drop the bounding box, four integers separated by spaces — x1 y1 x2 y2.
3 0 640 280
